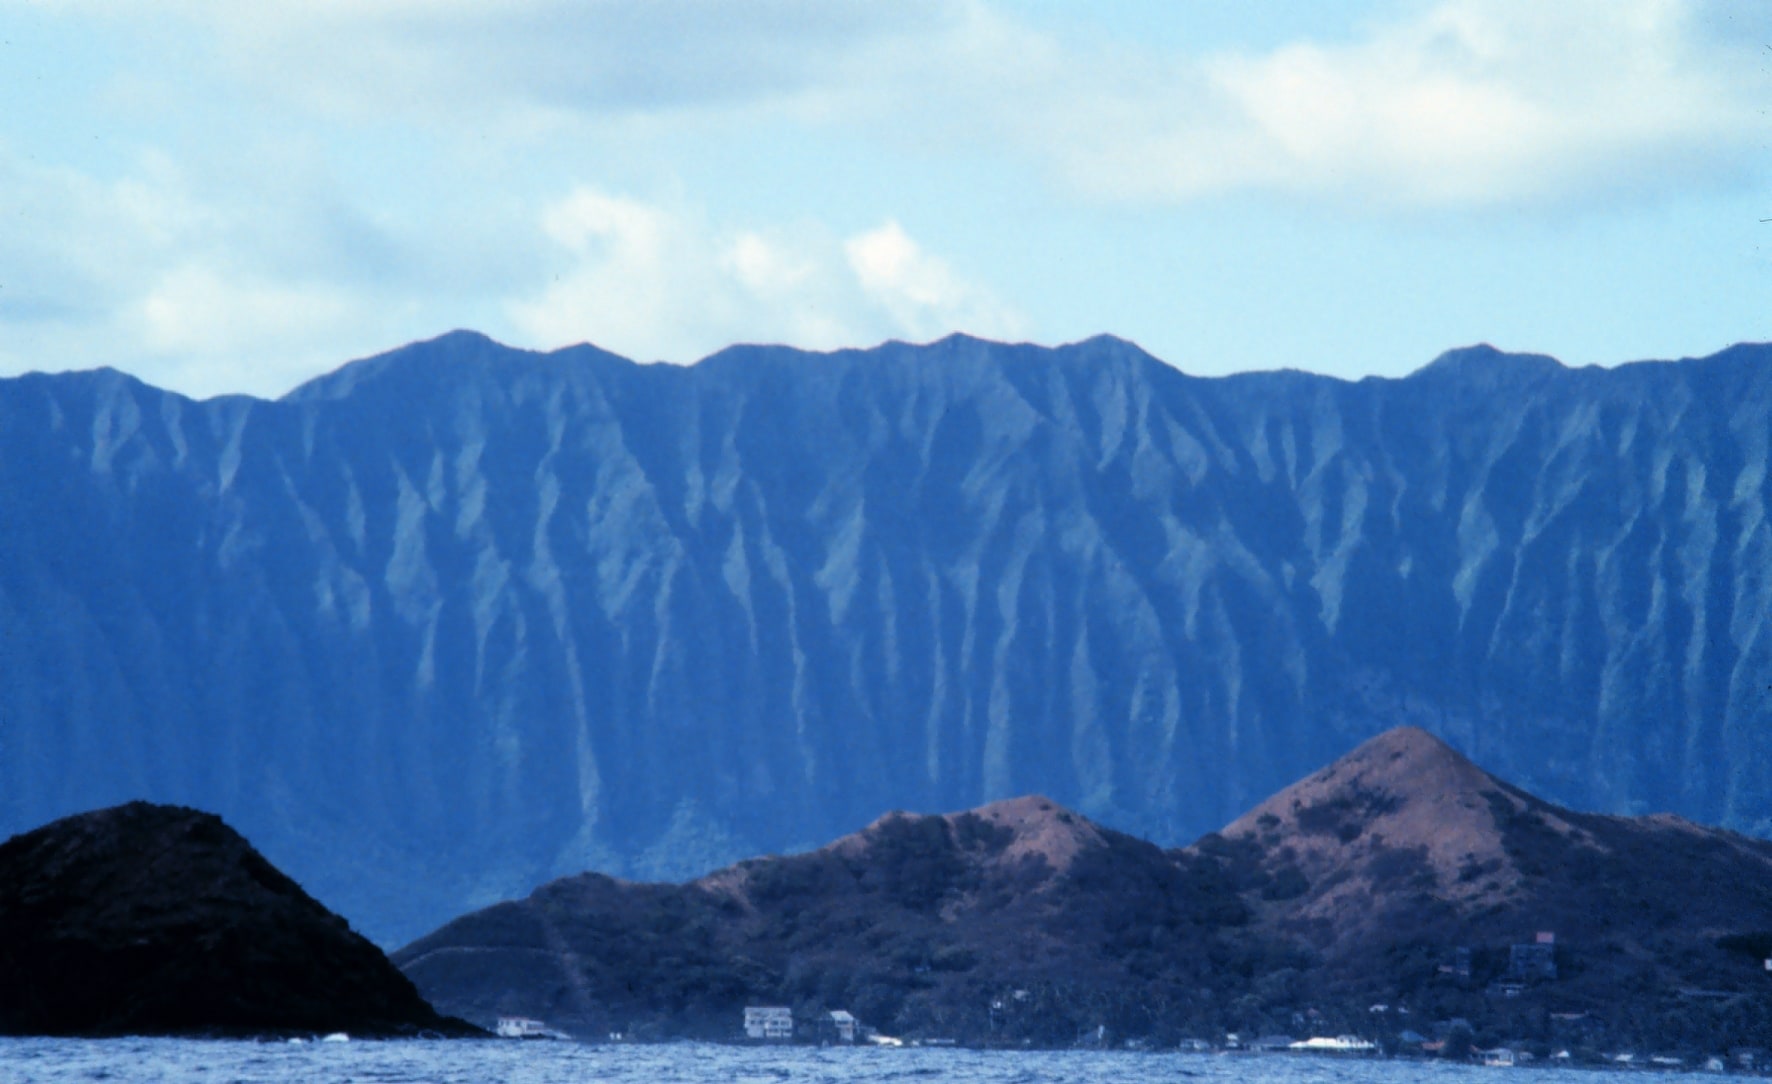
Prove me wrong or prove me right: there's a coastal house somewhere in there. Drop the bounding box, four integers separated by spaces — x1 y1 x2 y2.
744 1006 794 1041
811 1010 857 1043
495 1016 560 1039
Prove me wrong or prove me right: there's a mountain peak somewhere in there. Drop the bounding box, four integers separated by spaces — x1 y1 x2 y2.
1224 726 1497 837
812 795 1109 878
1215 727 1539 926
281 330 511 402
280 331 633 403
1414 343 1565 383
1066 332 1148 354
1315 725 1484 789
953 795 1108 872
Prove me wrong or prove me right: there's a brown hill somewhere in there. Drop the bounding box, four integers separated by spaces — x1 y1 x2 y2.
1203 728 1772 996
1206 725 1563 949
395 795 1251 1042
396 730 1772 1051
0 802 474 1037
1187 728 1772 1057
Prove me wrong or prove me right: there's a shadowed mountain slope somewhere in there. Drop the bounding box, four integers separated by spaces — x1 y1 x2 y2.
0 802 471 1037
1 332 1770 943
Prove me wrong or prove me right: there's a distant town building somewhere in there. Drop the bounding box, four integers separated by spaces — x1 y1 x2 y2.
744 1006 794 1040
820 1010 857 1043
495 1016 560 1039
1507 935 1558 982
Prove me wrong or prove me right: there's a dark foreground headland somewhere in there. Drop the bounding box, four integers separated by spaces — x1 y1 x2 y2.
0 801 477 1037
395 727 1772 1059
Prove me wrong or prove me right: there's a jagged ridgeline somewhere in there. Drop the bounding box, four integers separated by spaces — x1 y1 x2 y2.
1 332 1768 944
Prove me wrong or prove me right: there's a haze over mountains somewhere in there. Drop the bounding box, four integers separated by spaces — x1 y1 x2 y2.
1 331 1768 944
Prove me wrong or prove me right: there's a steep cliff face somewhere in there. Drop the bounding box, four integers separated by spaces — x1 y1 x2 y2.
1 332 1768 944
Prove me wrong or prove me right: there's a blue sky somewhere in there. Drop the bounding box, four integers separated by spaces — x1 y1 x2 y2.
1 0 1767 398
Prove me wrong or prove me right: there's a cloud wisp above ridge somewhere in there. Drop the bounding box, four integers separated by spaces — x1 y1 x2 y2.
505 189 1024 364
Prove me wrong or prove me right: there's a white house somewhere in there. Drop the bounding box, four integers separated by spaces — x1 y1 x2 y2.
827 1010 857 1042
496 1016 558 1039
744 1006 794 1040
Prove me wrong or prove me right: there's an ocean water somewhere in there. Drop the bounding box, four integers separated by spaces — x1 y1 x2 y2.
0 1040 1729 1084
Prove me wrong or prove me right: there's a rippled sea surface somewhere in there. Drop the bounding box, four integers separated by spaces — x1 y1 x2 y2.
0 1040 1726 1084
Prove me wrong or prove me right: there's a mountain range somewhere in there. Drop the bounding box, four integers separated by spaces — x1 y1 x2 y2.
393 727 1772 1050
1 331 1768 944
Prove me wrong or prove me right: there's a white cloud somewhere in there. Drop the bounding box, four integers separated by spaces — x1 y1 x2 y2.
0 143 442 398
0 139 1021 396
66 0 953 129
19 0 1758 210
954 0 1768 207
722 231 817 298
844 221 1021 341
126 265 377 398
4 0 1763 398
506 189 1022 361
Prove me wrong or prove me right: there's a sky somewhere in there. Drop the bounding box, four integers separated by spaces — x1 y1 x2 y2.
1 0 1768 400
